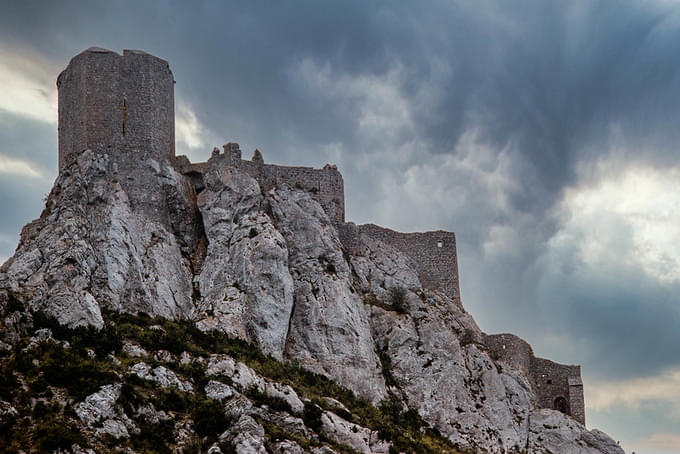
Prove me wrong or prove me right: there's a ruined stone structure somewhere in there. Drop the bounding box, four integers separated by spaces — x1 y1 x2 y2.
338 223 460 300
55 47 586 426
175 143 345 225
57 47 174 172
483 334 586 424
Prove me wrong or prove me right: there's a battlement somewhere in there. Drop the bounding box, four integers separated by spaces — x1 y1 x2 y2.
57 47 174 172
176 143 345 224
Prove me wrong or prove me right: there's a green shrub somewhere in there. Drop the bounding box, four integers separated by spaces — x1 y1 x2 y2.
192 399 232 437
5 292 24 314
0 366 18 400
33 416 84 452
388 286 408 314
99 310 461 453
32 311 123 358
302 402 323 431
130 419 174 453
154 388 190 413
37 343 118 401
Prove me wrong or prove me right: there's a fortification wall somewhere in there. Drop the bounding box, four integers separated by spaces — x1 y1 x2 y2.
176 143 345 224
568 377 585 425
261 163 344 224
482 334 585 424
483 333 534 373
354 224 460 299
57 47 174 172
530 358 585 424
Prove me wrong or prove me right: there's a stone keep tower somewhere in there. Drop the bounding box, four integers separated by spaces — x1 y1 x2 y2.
57 47 174 172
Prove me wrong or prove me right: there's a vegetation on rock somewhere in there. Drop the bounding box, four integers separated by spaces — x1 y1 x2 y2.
0 304 462 453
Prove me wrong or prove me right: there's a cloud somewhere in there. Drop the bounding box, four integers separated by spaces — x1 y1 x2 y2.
294 58 415 149
588 368 680 416
0 44 57 123
175 101 210 161
632 432 680 453
0 154 44 178
553 161 680 283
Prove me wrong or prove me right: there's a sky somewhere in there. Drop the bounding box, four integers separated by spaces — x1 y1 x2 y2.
1 1 680 452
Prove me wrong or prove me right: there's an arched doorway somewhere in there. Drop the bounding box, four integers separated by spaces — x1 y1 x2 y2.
554 396 568 414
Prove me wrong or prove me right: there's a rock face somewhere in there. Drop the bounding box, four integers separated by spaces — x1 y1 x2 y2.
0 150 197 328
0 146 623 453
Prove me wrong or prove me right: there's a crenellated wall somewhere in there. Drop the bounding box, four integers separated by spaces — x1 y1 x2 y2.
57 47 174 172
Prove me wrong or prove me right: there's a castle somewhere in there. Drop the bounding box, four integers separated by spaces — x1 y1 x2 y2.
56 47 586 425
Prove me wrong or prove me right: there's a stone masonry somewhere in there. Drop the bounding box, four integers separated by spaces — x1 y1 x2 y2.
56 47 587 426
483 333 586 424
57 47 174 172
175 143 345 225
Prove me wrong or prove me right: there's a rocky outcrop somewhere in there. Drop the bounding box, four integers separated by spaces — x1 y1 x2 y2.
528 409 625 454
75 384 137 439
0 150 196 328
0 148 623 453
195 165 294 361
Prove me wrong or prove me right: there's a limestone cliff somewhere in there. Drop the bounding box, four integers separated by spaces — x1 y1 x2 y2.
0 148 624 454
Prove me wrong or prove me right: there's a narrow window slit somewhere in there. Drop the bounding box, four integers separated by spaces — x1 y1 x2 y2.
122 98 127 136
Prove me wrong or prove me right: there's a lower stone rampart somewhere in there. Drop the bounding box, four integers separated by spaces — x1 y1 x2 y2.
483 333 533 373
531 357 585 425
483 333 585 425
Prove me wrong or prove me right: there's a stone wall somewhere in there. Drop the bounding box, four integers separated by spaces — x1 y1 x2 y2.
57 47 174 172
483 333 586 425
176 143 345 224
354 224 460 300
483 333 534 373
530 358 585 425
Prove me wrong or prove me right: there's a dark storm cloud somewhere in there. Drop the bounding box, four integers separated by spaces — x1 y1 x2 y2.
3 0 680 387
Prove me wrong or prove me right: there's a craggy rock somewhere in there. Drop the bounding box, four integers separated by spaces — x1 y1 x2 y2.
75 384 137 439
268 187 387 402
122 341 148 358
528 409 625 454
135 403 170 424
320 411 391 454
0 400 18 421
0 147 623 452
205 355 304 412
205 380 236 402
271 440 305 454
224 415 268 454
128 362 194 393
0 150 196 327
195 166 294 360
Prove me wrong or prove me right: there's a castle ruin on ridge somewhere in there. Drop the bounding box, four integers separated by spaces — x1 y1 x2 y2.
56 47 586 425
